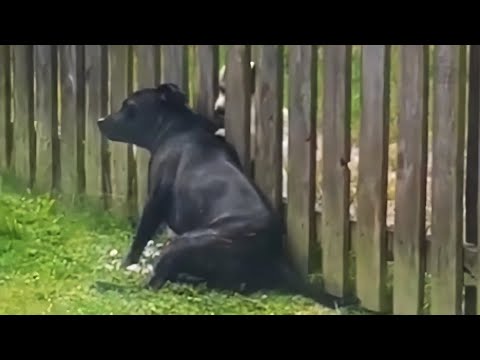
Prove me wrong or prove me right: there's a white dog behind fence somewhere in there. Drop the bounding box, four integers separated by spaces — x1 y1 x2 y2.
213 62 291 199
213 61 323 200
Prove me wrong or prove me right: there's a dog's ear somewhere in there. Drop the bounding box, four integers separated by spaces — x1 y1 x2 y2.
156 83 188 107
218 65 226 90
249 61 256 95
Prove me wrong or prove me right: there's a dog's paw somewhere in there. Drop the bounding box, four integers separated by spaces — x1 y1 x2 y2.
125 264 142 273
145 275 166 292
121 254 138 269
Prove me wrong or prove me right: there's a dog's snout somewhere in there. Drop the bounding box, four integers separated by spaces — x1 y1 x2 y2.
214 107 225 117
214 96 225 117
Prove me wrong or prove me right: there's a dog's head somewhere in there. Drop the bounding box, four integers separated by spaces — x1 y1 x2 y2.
213 61 256 127
97 83 191 149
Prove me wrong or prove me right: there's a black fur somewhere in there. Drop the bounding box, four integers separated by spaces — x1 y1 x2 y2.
97 82 357 309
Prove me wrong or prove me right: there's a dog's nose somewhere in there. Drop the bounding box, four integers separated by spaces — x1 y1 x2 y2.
214 107 225 117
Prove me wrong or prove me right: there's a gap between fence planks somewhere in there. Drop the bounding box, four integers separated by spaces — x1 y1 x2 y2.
393 45 429 315
465 45 480 315
430 45 467 315
321 45 352 297
356 45 391 313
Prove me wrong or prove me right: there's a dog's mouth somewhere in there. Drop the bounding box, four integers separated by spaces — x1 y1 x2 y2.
97 116 127 142
97 116 111 134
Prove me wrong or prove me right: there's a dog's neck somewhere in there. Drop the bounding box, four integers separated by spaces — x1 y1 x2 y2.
146 114 178 153
145 109 219 153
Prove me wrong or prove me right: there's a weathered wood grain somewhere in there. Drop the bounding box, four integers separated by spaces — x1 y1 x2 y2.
284 200 478 284
196 45 219 123
393 45 429 315
84 45 108 206
34 45 58 193
321 45 352 296
430 45 466 315
0 45 11 170
286 45 317 277
59 45 85 196
108 45 132 217
356 45 391 312
224 45 252 175
162 45 188 95
254 45 284 213
12 45 34 188
133 45 160 214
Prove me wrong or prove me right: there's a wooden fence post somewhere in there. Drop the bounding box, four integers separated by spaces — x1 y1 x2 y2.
430 45 467 315
287 45 317 277
356 45 391 313
254 45 284 213
84 45 108 207
322 45 352 296
393 45 429 314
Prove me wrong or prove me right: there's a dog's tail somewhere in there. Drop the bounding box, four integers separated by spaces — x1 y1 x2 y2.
267 257 359 310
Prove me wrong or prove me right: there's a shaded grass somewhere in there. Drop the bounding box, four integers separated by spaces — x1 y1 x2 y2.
0 173 370 315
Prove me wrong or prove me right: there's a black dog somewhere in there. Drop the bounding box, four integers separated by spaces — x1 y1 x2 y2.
97 83 356 309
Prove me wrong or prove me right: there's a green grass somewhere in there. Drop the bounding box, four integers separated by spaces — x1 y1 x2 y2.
0 173 368 315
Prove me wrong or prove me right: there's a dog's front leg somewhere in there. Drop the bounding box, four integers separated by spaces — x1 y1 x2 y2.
122 195 166 268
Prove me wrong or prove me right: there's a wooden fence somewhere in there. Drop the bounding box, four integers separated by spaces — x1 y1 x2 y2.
0 45 478 315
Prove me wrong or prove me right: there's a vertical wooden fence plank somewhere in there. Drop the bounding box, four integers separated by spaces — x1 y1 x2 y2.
59 45 85 197
466 45 480 314
84 45 108 206
254 45 284 213
356 45 391 312
34 45 58 193
133 45 160 214
196 45 219 123
12 45 35 188
393 45 429 315
322 45 352 297
430 45 466 315
0 45 11 170
286 45 317 277
225 45 252 175
108 45 132 217
162 45 188 94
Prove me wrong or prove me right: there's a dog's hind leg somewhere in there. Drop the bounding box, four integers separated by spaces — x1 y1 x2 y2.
146 229 250 292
